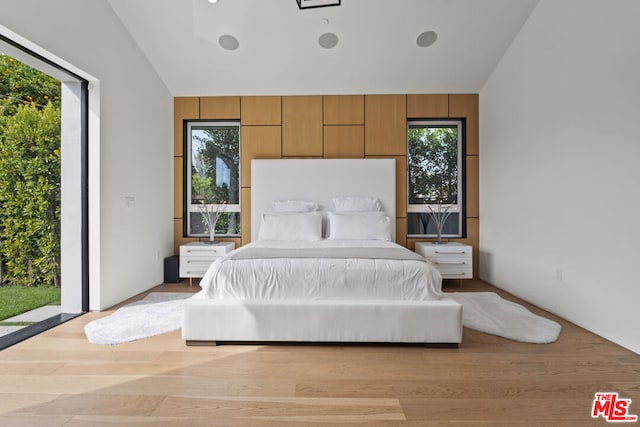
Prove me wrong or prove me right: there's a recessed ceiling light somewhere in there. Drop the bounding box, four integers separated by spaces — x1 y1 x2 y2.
208 0 217 3
416 31 438 48
219 35 239 51
318 32 338 49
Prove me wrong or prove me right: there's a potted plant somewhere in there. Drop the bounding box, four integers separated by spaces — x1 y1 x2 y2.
198 201 227 244
426 202 454 244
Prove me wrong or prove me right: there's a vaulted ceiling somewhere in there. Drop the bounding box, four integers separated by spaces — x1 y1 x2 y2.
108 0 539 96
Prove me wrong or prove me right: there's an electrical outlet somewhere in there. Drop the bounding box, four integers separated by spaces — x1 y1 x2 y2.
555 269 563 283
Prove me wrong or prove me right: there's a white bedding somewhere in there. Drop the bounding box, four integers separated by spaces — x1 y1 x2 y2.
199 240 444 301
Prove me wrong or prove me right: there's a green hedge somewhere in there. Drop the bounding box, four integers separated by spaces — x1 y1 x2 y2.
0 103 61 287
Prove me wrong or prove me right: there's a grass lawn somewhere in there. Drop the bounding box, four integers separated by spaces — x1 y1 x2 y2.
0 286 61 321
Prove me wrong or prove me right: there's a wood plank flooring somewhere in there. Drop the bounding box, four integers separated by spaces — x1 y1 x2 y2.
0 279 638 426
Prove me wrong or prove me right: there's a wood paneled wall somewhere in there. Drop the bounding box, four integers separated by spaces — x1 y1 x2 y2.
172 97 242 254
174 94 480 277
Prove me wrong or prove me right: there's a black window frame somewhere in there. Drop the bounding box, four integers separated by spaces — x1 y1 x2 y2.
182 119 241 238
406 118 467 239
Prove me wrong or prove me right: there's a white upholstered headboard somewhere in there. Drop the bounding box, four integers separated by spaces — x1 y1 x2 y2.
250 159 396 242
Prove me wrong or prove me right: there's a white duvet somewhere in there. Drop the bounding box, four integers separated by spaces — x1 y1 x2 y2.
199 240 444 301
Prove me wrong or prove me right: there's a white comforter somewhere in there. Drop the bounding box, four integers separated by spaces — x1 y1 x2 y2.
199 240 444 301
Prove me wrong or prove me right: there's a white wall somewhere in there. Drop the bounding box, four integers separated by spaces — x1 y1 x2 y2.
480 0 640 354
0 0 174 310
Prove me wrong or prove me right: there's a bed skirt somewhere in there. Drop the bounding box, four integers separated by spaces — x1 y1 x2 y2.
182 291 463 345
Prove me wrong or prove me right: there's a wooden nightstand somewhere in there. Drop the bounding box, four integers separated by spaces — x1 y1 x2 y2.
179 241 235 286
415 242 472 286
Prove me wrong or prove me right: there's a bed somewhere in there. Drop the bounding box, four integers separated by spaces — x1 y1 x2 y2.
182 159 462 345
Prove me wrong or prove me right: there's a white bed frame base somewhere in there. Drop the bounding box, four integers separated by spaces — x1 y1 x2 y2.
183 159 463 345
184 293 462 345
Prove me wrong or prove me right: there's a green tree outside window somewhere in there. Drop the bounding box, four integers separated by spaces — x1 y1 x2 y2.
0 53 61 287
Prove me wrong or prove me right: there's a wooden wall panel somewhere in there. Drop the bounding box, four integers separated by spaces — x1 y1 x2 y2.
240 126 282 188
200 96 240 119
174 93 479 265
323 95 364 125
174 97 199 156
364 95 406 156
449 94 479 155
241 96 281 125
466 155 479 219
405 238 418 251
394 156 407 219
323 126 364 158
173 157 183 219
241 187 252 247
173 97 200 253
173 218 195 255
282 96 323 157
407 94 449 118
395 218 407 247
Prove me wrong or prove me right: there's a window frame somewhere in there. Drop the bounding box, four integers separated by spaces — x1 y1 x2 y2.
406 118 467 239
183 120 241 238
0 33 89 349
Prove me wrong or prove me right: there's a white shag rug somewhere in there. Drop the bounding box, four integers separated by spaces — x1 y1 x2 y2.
84 291 561 345
447 291 562 343
84 292 193 345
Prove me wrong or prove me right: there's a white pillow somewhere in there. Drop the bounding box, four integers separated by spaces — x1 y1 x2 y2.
328 212 391 241
332 196 381 212
258 212 322 241
271 199 319 213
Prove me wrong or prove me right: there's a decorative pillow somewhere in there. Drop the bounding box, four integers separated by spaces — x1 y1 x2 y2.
271 199 319 213
327 211 391 241
258 212 322 241
332 196 381 212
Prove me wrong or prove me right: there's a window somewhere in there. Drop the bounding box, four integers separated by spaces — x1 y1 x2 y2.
185 121 240 237
407 120 465 238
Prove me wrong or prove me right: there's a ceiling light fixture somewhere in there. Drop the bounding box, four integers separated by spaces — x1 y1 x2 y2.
318 32 339 49
219 35 239 51
208 0 217 3
416 31 438 48
297 0 340 10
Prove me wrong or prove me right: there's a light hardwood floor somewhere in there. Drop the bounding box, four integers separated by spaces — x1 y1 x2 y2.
0 279 638 426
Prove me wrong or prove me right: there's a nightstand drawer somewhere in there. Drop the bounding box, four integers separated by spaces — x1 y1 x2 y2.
180 257 216 269
429 256 472 268
179 266 210 277
180 245 231 258
416 245 471 258
431 263 473 279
